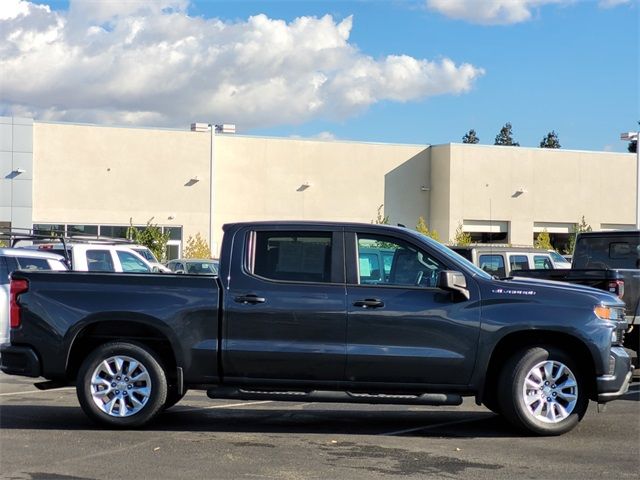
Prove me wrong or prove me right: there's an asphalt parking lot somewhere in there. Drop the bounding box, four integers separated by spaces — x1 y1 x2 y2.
0 373 638 480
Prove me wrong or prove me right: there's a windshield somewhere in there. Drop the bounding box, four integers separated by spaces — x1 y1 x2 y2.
134 247 159 263
549 251 570 264
186 261 218 275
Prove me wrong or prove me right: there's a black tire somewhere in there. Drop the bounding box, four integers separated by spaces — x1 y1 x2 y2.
163 387 187 410
498 346 588 436
77 341 167 428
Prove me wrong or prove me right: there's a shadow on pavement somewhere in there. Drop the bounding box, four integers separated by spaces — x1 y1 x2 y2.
0 403 521 438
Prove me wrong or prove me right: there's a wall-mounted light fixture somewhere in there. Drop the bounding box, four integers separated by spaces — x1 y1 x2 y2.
167 214 176 220
184 176 200 187
13 168 26 174
512 186 527 198
420 185 430 192
297 182 312 192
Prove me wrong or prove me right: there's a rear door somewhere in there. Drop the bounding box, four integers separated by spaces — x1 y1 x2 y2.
345 228 481 386
222 226 347 384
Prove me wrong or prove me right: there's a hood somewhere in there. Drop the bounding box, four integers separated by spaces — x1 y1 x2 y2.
499 276 625 307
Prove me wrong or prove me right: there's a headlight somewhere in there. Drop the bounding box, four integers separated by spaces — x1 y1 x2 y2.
594 305 624 321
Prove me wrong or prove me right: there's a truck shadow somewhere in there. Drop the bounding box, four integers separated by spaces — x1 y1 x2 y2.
0 403 523 438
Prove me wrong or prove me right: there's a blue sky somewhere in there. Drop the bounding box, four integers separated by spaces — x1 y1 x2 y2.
1 0 638 151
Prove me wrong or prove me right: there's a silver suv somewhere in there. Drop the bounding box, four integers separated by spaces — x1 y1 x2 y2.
0 248 68 345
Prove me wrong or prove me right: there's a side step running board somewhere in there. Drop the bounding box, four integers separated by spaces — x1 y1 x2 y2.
207 387 462 406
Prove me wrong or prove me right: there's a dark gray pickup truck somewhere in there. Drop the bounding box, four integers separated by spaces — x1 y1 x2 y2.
1 222 632 436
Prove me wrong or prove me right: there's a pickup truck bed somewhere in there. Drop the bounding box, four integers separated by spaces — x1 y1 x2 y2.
2 221 632 436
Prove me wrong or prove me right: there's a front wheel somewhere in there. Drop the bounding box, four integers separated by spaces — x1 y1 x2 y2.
498 346 588 436
77 342 167 428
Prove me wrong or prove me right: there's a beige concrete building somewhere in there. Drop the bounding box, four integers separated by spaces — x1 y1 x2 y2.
1 117 637 258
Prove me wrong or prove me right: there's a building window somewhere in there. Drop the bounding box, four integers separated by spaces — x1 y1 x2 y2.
463 220 509 244
68 225 98 236
33 224 65 236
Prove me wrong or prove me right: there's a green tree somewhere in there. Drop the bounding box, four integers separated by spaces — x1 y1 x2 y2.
540 130 561 149
127 217 170 262
451 222 472 246
494 122 520 146
184 233 211 258
372 204 389 225
534 230 553 250
462 129 480 144
564 216 592 255
416 216 440 242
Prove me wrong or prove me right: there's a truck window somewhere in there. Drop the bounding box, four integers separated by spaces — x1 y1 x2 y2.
479 254 506 278
252 231 332 283
533 255 553 270
357 235 444 287
509 255 529 271
87 250 115 272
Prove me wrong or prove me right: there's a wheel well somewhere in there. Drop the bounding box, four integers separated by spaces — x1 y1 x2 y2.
481 331 597 404
67 321 177 383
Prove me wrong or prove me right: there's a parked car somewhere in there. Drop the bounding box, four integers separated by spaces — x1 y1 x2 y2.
1 221 631 436
22 243 155 273
450 245 569 278
166 258 218 275
0 248 68 345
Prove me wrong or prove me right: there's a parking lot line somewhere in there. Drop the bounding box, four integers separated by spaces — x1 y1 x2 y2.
0 387 75 397
380 415 486 436
172 400 274 412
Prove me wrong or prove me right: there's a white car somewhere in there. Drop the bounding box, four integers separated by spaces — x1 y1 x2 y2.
1 248 68 345
22 243 156 273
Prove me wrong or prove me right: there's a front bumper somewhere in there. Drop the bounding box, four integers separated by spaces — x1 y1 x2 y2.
0 344 41 377
596 346 633 403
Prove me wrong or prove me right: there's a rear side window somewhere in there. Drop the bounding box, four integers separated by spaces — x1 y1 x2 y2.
87 250 115 272
252 231 332 283
509 255 529 271
16 257 51 271
533 255 553 269
479 254 506 278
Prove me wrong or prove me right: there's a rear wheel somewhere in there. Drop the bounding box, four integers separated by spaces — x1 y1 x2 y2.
77 342 167 428
498 346 588 436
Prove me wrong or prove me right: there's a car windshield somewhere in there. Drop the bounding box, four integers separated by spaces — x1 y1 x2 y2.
135 248 159 263
549 251 570 264
186 262 218 275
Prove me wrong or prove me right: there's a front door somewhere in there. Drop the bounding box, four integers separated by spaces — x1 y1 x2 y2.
345 231 480 386
223 227 347 385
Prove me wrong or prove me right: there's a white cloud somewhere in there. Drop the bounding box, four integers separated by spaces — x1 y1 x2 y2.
426 0 571 25
0 1 484 129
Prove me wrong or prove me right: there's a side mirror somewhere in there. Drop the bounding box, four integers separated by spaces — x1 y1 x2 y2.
152 266 159 273
437 270 470 300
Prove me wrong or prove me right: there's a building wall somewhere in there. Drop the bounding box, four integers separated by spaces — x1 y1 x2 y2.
442 143 636 245
33 122 211 243
213 135 429 252
0 116 34 230
33 122 429 255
